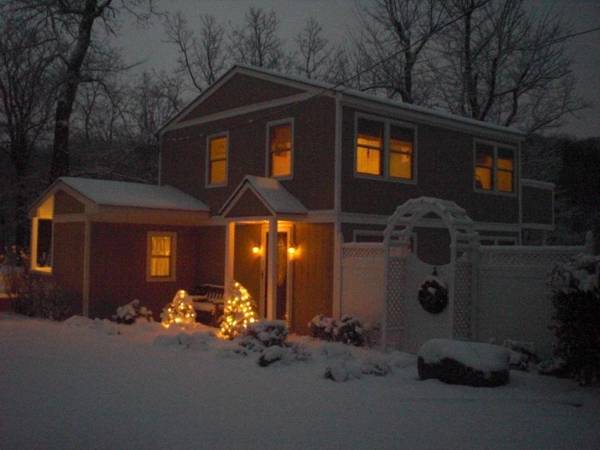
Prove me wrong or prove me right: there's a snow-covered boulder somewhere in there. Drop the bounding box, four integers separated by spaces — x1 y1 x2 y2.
418 339 510 387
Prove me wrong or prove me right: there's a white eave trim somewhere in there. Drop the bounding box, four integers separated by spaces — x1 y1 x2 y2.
522 178 555 190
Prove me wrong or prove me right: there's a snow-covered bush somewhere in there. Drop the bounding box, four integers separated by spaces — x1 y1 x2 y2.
11 272 72 320
245 320 288 347
112 299 153 324
549 254 600 385
503 339 539 371
308 314 365 346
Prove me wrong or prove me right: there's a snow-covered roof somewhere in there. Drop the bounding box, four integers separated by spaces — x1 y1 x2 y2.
159 64 526 139
220 175 307 216
58 177 209 212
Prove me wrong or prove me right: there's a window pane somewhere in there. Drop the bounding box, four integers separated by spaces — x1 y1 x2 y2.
475 167 493 190
497 148 514 171
210 160 227 184
151 236 171 256
151 256 170 277
476 147 494 167
269 124 292 176
271 150 291 177
389 151 412 179
210 136 227 161
270 124 292 153
497 170 513 192
37 219 52 267
357 147 381 175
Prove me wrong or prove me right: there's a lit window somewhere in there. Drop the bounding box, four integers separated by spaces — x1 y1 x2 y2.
208 135 227 185
474 142 516 193
31 195 54 273
475 143 494 190
356 118 383 176
389 125 414 180
497 148 514 192
147 232 176 281
269 122 292 177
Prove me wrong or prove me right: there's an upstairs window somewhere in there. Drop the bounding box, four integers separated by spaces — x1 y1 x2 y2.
207 134 228 186
268 121 292 178
356 118 383 176
474 141 516 193
389 125 414 180
147 232 176 282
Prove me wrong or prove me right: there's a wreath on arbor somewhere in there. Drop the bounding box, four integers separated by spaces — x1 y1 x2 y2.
418 268 449 314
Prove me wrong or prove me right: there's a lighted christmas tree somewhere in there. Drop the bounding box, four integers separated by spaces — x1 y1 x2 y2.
218 282 258 339
161 290 196 328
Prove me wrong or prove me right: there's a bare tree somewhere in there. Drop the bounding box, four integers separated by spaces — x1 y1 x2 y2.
0 7 58 246
293 17 333 79
164 12 226 93
228 7 287 70
432 0 584 133
353 0 449 104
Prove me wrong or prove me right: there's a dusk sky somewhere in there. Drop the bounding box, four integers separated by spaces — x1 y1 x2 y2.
118 0 600 138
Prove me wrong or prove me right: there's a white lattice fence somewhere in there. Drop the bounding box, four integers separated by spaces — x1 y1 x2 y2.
453 257 472 339
475 246 583 358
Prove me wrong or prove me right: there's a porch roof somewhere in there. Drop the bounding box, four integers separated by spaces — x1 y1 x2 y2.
54 177 209 212
219 175 308 217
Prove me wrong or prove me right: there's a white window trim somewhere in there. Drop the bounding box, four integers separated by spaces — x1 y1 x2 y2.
30 217 53 274
205 131 229 188
353 112 418 184
473 139 518 196
479 235 518 245
265 118 294 180
146 231 177 282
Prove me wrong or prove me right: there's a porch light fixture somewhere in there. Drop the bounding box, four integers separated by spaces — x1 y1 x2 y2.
287 246 298 258
252 245 262 255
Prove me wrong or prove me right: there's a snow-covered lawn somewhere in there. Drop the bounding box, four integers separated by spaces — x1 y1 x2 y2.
1 314 599 450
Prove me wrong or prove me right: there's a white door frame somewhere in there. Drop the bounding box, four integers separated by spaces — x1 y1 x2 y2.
260 221 294 325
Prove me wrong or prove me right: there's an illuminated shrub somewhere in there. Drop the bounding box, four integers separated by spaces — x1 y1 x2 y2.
160 290 196 329
218 282 258 340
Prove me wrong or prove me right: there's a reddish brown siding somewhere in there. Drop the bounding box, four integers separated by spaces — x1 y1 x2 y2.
522 186 553 225
341 106 520 223
52 222 85 314
292 223 333 334
162 95 335 212
226 190 271 217
54 190 85 214
88 223 201 320
233 224 262 303
180 73 305 121
195 226 225 286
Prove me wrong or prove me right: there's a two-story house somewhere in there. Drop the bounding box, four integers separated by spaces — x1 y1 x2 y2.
28 65 554 331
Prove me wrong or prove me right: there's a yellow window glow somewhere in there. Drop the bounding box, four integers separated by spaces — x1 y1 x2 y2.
496 148 514 192
209 136 227 185
475 144 494 190
389 127 413 179
356 118 383 176
269 123 292 177
151 236 171 277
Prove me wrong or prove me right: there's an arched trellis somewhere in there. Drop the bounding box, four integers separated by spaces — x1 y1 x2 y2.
382 197 480 349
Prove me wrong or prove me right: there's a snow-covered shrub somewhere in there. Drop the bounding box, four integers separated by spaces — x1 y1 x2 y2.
308 314 365 346
245 320 288 347
325 359 363 382
537 357 568 377
418 339 510 387
549 254 600 385
258 345 286 367
503 339 539 371
112 299 153 324
11 272 72 320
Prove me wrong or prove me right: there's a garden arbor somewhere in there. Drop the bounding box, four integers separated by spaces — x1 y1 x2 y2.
382 197 480 351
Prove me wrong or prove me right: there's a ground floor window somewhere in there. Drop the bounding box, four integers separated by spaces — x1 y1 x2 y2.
31 195 54 273
147 232 177 282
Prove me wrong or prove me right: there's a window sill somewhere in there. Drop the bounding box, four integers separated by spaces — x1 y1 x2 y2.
205 182 228 189
146 276 176 283
31 267 53 276
473 187 517 197
354 172 417 184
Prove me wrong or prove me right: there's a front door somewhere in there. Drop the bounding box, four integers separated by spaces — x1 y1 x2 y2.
264 231 288 321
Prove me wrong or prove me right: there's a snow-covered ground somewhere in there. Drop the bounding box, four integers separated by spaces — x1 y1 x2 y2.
1 314 599 450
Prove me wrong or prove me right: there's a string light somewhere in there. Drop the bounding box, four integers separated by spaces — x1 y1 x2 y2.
218 282 258 340
161 290 196 328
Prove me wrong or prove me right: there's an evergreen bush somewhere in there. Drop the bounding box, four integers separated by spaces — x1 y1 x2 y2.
11 272 72 320
549 254 600 384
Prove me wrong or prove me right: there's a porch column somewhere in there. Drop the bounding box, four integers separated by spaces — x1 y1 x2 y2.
224 221 235 300
266 217 278 320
